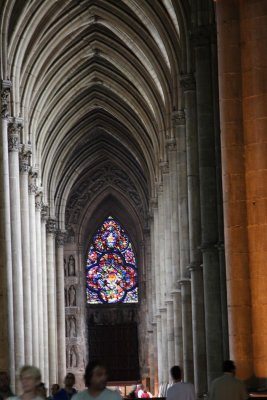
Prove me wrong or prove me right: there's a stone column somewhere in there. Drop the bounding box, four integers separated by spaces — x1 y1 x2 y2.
162 163 175 372
181 74 207 394
0 81 15 385
172 290 183 366
174 110 193 383
28 170 39 366
193 25 224 384
41 205 49 387
157 179 169 384
179 280 193 383
217 0 267 381
47 218 57 384
35 191 44 372
155 314 163 393
56 231 66 386
19 146 32 364
8 118 25 371
167 136 183 367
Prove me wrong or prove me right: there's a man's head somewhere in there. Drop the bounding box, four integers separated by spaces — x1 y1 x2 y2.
0 372 10 392
84 361 107 391
64 373 75 389
223 360 236 375
170 365 182 382
51 384 60 396
19 365 41 394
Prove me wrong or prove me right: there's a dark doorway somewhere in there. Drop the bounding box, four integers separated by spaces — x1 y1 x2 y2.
88 307 140 382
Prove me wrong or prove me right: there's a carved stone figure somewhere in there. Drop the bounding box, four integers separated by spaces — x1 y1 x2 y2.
69 285 76 307
70 346 78 367
68 255 75 276
69 316 76 337
64 258 67 276
65 288 68 306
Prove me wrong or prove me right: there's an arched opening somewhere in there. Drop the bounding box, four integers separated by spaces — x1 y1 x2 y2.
86 216 140 383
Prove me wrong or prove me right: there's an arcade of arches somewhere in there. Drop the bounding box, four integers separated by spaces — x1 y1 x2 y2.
1 0 267 396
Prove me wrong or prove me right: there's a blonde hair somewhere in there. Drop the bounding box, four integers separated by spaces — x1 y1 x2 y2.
19 365 41 382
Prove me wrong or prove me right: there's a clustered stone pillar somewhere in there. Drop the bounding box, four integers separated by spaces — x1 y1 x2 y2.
0 81 15 386
46 218 58 384
19 146 32 365
41 204 49 386
216 0 267 383
36 190 44 373
8 119 25 376
28 170 39 366
56 231 67 385
181 74 207 395
194 25 224 384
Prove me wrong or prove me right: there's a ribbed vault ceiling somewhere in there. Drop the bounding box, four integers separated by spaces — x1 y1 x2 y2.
0 0 191 236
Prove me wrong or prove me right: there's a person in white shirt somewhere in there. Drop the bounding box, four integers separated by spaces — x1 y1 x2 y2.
209 360 247 400
137 385 144 398
166 366 196 400
72 361 121 400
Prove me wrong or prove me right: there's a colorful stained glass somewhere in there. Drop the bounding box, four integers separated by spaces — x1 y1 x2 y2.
86 216 138 304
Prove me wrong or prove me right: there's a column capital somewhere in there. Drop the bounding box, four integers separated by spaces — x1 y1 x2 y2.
28 174 37 194
56 231 66 247
159 161 169 175
41 203 49 221
165 298 173 305
149 197 158 210
19 145 31 174
46 218 57 235
1 80 12 119
172 110 185 126
166 137 176 151
180 74 196 91
178 279 191 287
187 262 203 273
8 117 23 152
35 192 42 211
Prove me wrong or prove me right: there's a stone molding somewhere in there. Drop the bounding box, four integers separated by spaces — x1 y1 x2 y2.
0 80 12 119
66 163 146 225
187 262 203 273
178 279 191 286
172 110 185 126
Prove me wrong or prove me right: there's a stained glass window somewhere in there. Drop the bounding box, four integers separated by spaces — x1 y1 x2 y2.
86 216 138 304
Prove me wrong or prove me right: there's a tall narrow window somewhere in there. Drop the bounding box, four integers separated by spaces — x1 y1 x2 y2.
86 216 138 304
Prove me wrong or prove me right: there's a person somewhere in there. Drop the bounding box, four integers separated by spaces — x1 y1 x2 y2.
136 385 144 398
47 384 60 400
72 360 121 400
166 366 196 400
0 372 14 400
53 373 77 400
7 365 44 400
140 389 152 398
36 383 47 399
208 360 247 400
